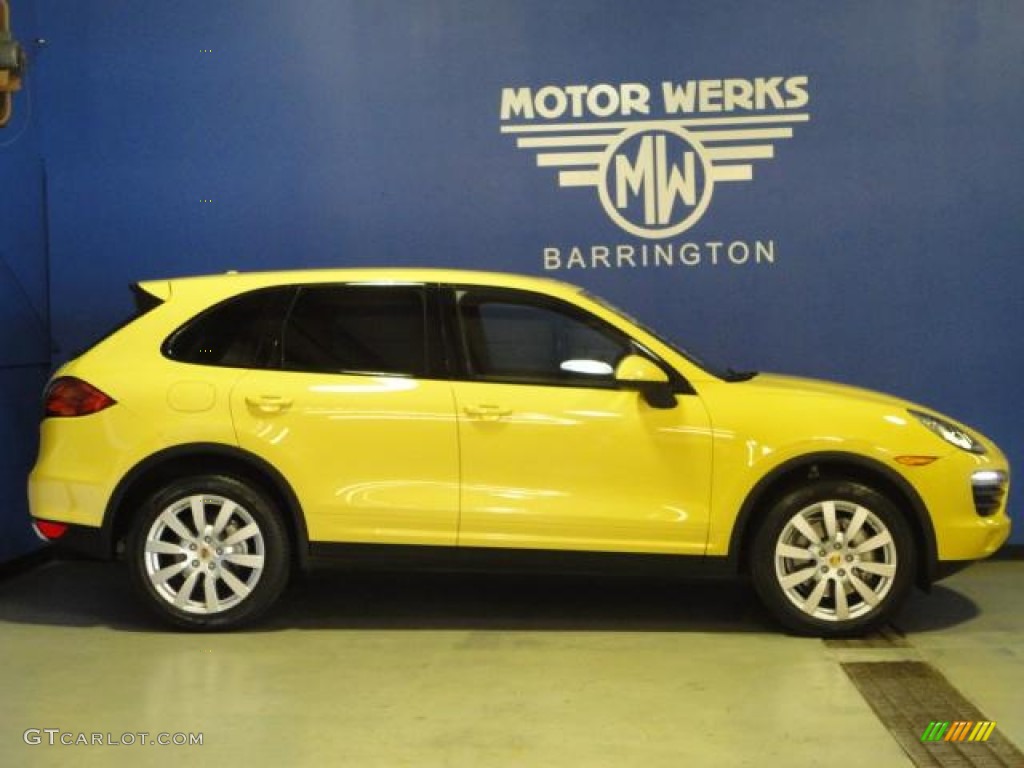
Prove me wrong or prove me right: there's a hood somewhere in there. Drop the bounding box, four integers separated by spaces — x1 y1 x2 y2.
740 373 917 410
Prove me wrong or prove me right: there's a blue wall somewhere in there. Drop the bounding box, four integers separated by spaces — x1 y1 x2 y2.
1 0 1021 559
0 0 48 560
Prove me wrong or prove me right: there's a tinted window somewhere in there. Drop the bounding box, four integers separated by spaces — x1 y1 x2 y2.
282 285 427 376
456 288 631 386
164 288 292 368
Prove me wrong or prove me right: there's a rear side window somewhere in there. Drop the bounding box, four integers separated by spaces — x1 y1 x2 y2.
164 288 293 368
282 285 427 376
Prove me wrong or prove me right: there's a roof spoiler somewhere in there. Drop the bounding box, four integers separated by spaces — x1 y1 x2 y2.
131 280 171 312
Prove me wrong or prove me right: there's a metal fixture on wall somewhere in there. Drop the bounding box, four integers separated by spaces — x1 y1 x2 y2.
0 0 26 128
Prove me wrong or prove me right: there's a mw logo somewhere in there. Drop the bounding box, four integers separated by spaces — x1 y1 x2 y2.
599 127 711 239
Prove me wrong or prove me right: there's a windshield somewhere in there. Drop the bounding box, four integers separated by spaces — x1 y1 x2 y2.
581 290 756 382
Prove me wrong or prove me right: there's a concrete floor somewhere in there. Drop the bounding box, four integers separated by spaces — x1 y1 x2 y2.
0 558 1020 767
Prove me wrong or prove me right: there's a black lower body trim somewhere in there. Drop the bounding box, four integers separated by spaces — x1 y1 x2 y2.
32 521 109 560
308 542 733 580
932 560 976 583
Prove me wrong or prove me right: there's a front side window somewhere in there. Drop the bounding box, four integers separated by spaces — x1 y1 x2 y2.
455 287 632 387
282 285 428 376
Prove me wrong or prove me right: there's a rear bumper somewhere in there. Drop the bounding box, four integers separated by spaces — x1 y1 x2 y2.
31 519 111 560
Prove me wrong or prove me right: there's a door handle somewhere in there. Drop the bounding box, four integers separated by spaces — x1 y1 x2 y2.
463 403 512 421
245 395 293 413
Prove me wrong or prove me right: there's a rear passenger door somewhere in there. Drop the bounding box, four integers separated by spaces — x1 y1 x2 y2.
230 283 461 546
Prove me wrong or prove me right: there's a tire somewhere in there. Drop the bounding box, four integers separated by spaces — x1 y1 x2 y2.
749 480 915 637
127 474 290 630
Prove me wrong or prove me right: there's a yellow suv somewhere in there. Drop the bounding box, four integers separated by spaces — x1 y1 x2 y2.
28 269 1011 634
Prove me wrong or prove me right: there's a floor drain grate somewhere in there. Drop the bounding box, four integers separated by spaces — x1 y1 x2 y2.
842 660 1024 767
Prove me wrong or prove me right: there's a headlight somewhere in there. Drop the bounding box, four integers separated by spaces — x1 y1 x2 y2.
908 409 986 454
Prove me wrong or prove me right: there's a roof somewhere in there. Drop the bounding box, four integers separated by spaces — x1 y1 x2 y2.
136 267 579 302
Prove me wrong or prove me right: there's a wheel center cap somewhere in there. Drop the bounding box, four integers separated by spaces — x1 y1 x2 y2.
828 553 842 568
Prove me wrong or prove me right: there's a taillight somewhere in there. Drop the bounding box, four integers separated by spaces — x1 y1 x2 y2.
43 377 116 418
33 520 69 540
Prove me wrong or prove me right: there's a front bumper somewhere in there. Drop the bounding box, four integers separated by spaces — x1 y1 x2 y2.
921 447 1011 567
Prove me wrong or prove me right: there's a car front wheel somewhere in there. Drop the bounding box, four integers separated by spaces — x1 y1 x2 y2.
750 480 915 636
127 475 290 630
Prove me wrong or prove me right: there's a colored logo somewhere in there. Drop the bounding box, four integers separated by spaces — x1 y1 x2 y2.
921 721 997 743
500 78 810 240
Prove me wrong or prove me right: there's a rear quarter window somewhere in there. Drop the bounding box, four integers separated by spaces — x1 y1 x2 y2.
163 287 294 368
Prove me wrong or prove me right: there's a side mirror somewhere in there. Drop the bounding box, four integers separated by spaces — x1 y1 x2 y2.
614 355 676 409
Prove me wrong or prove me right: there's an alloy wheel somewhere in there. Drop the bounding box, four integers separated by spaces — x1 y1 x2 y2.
773 499 898 622
142 494 266 615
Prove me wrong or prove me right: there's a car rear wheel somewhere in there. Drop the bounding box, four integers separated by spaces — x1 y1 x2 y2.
127 475 290 630
750 480 915 637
